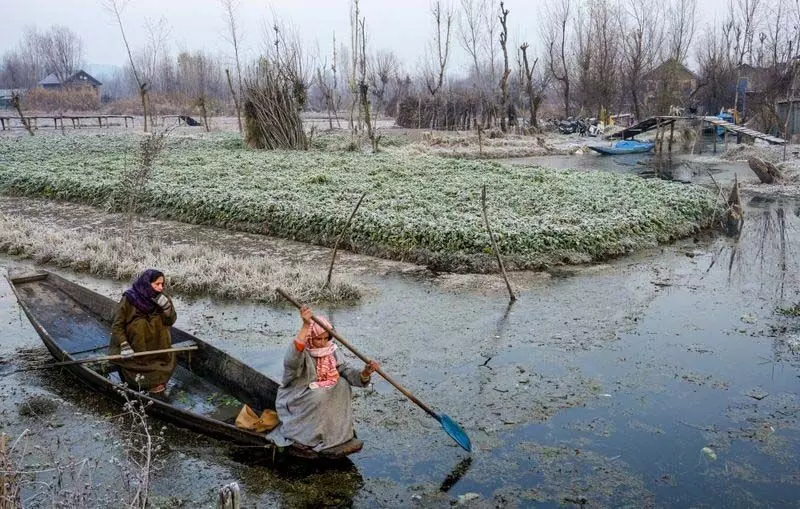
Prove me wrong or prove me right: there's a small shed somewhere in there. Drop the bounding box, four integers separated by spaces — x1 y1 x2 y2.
37 73 61 89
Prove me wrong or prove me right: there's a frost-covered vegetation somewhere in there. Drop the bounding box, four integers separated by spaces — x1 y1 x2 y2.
0 213 360 303
0 133 721 272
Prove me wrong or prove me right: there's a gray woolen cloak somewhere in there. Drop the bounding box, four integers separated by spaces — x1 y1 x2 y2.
268 342 368 451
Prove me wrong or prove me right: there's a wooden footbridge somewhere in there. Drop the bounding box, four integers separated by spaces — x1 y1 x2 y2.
0 114 135 131
609 115 786 146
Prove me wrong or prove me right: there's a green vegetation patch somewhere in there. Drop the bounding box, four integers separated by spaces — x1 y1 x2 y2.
0 133 722 272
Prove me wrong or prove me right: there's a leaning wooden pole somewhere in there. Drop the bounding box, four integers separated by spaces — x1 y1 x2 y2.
481 185 516 303
324 192 367 290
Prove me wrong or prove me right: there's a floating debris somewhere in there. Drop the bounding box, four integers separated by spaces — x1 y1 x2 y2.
701 446 717 461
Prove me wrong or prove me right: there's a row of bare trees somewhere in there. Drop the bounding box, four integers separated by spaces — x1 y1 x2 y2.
2 0 798 137
0 26 84 88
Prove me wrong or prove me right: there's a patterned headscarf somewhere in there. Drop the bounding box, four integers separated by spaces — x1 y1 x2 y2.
123 269 164 314
305 316 340 389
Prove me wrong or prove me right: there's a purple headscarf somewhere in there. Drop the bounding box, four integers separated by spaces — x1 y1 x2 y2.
123 269 164 314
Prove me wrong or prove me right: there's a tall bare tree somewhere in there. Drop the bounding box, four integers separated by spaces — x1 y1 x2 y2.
423 1 454 98
220 0 245 133
520 42 549 129
349 0 362 131
666 0 697 64
621 0 664 119
543 0 574 117
104 0 151 132
498 2 510 132
32 26 84 83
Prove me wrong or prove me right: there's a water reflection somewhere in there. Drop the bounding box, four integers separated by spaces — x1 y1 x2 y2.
233 454 364 508
723 198 797 303
439 456 473 492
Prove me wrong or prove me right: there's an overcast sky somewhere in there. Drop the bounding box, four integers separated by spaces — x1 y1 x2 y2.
3 0 720 75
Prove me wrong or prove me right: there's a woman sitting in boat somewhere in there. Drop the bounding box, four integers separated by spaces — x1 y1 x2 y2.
109 269 177 394
270 305 378 453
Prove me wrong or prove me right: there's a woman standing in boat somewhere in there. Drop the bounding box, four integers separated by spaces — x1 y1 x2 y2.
110 269 177 394
270 305 378 453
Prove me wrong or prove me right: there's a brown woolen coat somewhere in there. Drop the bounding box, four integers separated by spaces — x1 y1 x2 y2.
109 295 177 390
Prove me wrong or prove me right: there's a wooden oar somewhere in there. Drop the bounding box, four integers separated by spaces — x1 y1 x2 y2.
52 343 198 368
276 288 472 452
5 342 198 374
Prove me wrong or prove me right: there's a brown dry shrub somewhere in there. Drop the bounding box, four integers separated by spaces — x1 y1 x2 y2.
103 93 234 117
23 87 100 112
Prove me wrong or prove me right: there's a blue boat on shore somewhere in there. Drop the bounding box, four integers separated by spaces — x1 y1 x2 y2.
588 139 655 155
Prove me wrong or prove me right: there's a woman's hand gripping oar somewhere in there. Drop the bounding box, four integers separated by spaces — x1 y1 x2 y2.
276 288 471 452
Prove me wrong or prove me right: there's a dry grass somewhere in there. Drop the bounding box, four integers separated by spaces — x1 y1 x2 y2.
0 213 361 304
23 87 101 112
403 131 577 159
0 433 21 509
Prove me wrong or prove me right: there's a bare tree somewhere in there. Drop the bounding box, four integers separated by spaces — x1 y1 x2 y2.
267 16 314 112
583 0 622 117
0 30 45 88
369 49 399 127
498 2 510 132
349 0 362 131
520 43 549 129
104 0 151 132
32 25 84 83
423 1 454 98
667 0 697 64
621 0 664 119
220 0 244 133
357 18 376 147
543 0 574 117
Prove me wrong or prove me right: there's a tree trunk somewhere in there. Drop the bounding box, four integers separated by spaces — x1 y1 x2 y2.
748 157 783 184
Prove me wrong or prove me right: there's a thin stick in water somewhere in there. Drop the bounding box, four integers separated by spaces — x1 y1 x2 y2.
481 185 516 302
324 192 366 290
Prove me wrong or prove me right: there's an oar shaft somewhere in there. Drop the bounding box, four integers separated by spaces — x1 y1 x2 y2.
276 288 438 419
53 345 198 367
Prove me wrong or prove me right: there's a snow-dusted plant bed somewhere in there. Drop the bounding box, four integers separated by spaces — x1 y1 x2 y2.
0 133 721 272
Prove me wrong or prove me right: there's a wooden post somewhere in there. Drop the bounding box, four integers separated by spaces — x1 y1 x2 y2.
713 124 717 153
698 121 703 154
668 122 674 153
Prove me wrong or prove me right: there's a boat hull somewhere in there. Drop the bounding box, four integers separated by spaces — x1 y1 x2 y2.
8 271 362 460
588 141 655 155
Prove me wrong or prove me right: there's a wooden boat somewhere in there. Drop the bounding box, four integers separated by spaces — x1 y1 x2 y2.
8 271 363 460
588 139 655 155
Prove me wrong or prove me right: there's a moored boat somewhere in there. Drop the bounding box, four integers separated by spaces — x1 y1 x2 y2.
588 139 655 155
7 271 363 460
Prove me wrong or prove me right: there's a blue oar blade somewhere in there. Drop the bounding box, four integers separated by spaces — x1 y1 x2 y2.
439 414 471 452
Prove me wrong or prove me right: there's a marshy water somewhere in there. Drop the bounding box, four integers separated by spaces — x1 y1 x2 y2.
0 152 798 507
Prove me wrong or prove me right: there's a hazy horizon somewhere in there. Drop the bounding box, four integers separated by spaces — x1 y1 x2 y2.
3 0 723 78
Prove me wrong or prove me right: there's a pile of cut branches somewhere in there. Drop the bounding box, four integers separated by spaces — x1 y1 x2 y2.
243 61 307 150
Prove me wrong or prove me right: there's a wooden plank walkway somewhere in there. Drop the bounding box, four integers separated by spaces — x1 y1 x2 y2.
608 115 786 145
698 116 786 145
0 115 135 131
607 116 677 140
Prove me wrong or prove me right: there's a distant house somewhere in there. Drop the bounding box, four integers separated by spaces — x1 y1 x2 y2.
37 73 62 90
36 70 103 99
641 59 699 115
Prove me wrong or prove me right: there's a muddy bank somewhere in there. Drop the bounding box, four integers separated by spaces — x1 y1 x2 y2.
1 190 799 506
